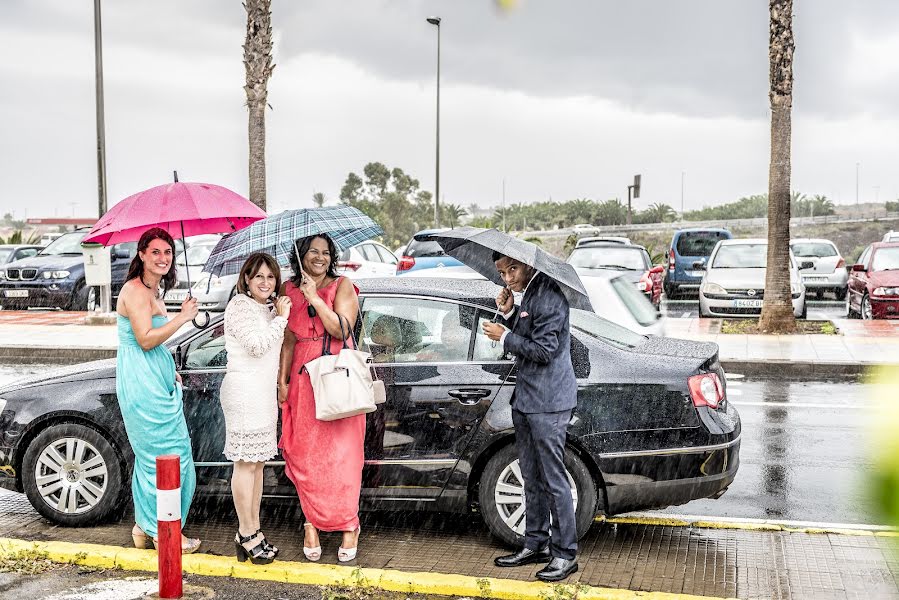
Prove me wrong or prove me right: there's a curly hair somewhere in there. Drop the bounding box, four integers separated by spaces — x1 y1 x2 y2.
288 234 339 287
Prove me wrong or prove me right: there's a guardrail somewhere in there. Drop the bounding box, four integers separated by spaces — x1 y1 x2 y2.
518 212 899 239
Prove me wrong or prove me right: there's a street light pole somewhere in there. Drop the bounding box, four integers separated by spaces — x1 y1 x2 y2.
502 177 506 233
93 0 111 314
427 16 441 229
855 161 860 210
680 170 685 221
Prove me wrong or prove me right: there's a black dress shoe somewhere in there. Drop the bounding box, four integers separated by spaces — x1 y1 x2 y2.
536 557 579 582
494 547 552 567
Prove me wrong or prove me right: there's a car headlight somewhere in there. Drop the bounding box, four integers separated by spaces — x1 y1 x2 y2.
791 282 801 294
42 271 71 279
193 275 226 290
0 270 6 280
873 287 899 297
702 282 727 295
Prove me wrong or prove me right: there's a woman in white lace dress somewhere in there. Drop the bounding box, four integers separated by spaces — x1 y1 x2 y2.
220 252 291 564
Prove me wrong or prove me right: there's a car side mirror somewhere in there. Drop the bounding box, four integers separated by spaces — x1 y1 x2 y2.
851 264 867 272
691 261 706 271
800 261 814 270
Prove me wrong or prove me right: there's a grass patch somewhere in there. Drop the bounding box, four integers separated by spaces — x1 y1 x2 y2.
721 319 838 335
0 545 57 575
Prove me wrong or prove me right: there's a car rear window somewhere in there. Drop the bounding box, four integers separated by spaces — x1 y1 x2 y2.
676 231 729 257
791 243 837 258
568 247 647 271
405 240 446 258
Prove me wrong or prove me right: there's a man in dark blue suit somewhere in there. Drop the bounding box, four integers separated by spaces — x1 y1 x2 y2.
482 252 578 582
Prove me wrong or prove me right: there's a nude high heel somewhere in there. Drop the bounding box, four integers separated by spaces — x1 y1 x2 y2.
132 524 150 549
303 522 321 562
338 526 361 562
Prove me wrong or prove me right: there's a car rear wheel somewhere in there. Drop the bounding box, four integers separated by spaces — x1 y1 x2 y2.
21 423 126 526
478 443 597 548
664 282 677 299
862 293 874 320
835 287 848 301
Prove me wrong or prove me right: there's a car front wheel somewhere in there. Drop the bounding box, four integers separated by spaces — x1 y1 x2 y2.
21 423 126 526
478 443 598 548
862 293 874 320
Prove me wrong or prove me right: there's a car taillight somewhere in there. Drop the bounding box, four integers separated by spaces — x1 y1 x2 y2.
688 373 724 409
836 258 845 269
668 250 676 271
397 256 415 272
338 261 361 271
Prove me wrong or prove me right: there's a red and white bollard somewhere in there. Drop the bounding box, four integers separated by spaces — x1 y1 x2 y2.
156 455 182 599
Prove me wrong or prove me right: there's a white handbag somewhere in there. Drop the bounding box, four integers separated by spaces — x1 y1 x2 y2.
304 315 379 421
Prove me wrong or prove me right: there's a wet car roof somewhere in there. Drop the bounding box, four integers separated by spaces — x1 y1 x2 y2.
356 277 499 309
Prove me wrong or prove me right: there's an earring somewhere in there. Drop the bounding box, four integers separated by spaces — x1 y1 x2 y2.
246 289 252 297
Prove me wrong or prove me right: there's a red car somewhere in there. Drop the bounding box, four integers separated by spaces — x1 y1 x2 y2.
847 242 899 320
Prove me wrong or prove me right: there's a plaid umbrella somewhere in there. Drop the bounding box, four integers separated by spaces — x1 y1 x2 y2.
202 206 383 278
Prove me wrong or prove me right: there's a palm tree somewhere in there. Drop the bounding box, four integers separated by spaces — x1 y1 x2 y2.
646 202 676 223
759 0 796 333
312 192 326 208
441 203 467 229
244 0 274 211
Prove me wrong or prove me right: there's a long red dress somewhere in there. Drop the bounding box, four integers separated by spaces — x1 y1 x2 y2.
279 278 365 532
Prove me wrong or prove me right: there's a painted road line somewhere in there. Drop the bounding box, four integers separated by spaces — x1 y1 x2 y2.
595 512 899 537
0 537 735 600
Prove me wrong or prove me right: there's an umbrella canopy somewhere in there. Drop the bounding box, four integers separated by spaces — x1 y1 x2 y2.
415 227 594 311
202 206 383 278
83 181 266 246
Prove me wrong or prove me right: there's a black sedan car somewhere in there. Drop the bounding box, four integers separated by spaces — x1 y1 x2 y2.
0 278 740 546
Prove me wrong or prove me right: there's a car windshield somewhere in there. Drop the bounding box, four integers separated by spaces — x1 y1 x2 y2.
570 308 646 349
38 231 88 256
0 249 11 263
871 247 899 271
178 243 217 266
712 244 767 269
676 231 729 257
406 240 446 258
791 243 837 258
568 247 647 271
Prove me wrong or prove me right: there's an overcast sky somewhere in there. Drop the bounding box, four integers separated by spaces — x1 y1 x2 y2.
2 0 898 221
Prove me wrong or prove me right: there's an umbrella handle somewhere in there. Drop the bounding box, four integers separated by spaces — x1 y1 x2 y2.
192 311 211 329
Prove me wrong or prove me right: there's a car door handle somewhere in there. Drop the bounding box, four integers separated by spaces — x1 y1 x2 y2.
448 388 491 405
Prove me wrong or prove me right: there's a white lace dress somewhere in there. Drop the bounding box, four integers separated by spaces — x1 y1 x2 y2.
220 294 287 462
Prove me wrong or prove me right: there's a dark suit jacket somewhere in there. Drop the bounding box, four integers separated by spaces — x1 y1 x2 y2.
501 272 577 414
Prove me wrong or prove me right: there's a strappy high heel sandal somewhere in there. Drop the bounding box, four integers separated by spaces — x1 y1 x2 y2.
132 524 150 549
235 531 275 565
255 529 278 557
303 522 322 562
338 526 361 562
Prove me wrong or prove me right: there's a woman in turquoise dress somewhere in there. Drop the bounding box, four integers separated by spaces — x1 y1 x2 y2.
116 227 201 553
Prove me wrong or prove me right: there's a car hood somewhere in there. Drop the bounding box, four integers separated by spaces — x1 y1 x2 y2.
869 270 899 286
2 254 84 271
706 267 797 288
0 359 116 393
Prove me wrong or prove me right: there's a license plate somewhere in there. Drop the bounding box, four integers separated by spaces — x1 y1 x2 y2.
804 276 828 282
4 290 28 298
733 299 763 308
688 270 705 277
167 290 188 302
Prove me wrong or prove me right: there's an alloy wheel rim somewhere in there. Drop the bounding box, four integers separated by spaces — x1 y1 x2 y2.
87 287 97 311
35 437 108 514
494 459 578 535
862 297 873 320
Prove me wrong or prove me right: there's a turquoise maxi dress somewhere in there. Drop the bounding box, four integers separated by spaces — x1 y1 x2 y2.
116 314 196 537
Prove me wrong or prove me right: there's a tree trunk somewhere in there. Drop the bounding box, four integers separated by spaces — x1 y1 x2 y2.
244 0 274 212
759 0 796 334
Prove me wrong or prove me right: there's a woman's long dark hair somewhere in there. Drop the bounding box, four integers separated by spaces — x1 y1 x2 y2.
125 227 178 294
289 234 339 287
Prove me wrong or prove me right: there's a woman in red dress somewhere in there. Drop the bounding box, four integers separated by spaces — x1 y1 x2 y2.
277 234 364 562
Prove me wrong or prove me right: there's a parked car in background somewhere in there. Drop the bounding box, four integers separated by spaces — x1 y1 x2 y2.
0 229 136 311
336 240 398 278
397 229 465 273
789 238 848 300
0 244 42 265
0 277 738 547
664 228 732 298
883 231 899 243
575 236 632 248
847 242 899 320
567 242 663 309
698 238 809 319
572 223 597 233
165 235 223 311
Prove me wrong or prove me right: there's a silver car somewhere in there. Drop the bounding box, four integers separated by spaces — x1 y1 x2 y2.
698 238 810 319
789 238 848 300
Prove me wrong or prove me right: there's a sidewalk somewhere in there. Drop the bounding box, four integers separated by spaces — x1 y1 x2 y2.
0 492 896 599
0 311 897 372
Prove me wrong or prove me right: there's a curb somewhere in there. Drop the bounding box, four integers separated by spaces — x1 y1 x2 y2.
0 537 734 600
0 346 116 364
598 514 899 537
720 358 872 378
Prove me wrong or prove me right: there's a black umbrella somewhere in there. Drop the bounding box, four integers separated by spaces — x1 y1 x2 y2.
415 227 594 311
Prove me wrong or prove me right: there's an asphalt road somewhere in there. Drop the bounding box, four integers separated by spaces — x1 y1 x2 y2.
0 366 881 527
661 298 848 320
